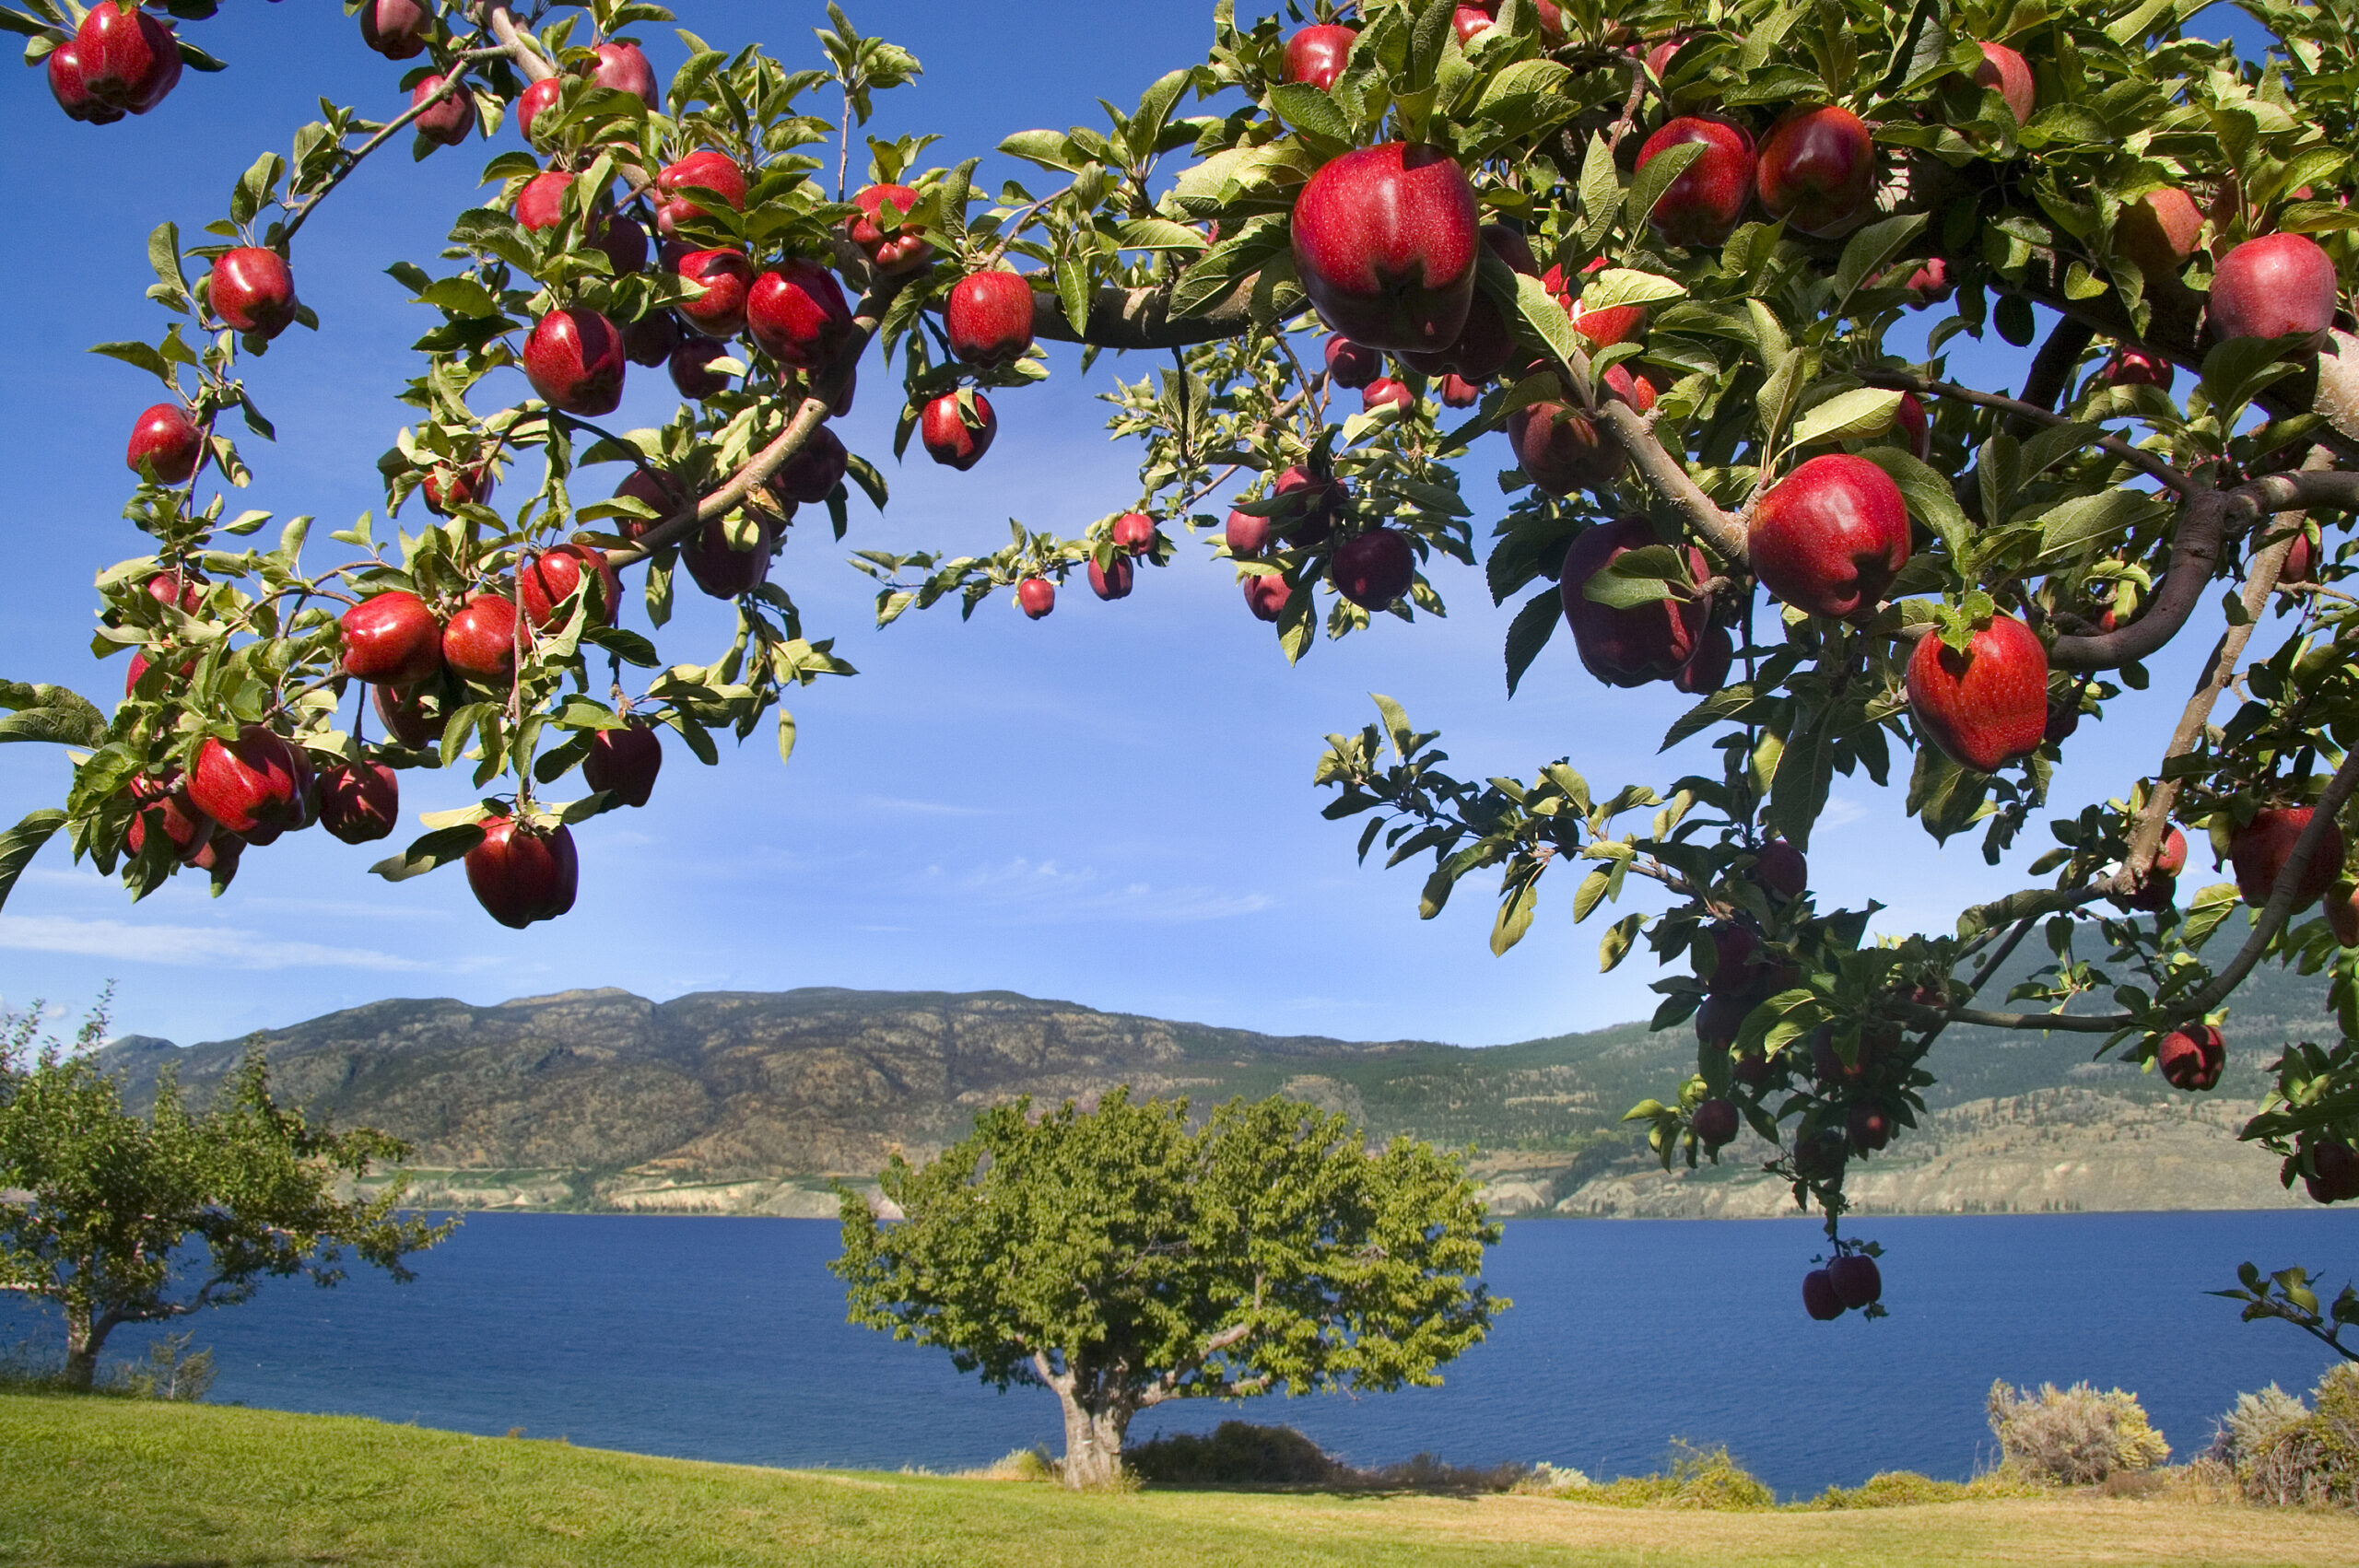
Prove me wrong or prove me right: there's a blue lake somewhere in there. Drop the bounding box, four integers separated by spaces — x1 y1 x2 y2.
12 1211 2359 1499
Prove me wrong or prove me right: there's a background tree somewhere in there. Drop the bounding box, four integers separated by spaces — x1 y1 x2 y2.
831 1091 1501 1487
0 0 2354 1322
0 994 451 1392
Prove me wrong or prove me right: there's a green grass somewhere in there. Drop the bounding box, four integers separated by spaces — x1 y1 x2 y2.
6 1394 2357 1568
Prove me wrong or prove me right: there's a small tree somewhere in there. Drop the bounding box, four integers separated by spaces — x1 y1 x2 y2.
832 1090 1502 1488
0 997 452 1392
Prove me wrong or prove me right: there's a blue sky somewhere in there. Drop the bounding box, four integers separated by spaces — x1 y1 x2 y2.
0 3 2274 1050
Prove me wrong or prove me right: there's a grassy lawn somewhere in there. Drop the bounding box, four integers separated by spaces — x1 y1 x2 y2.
7 1393 2357 1568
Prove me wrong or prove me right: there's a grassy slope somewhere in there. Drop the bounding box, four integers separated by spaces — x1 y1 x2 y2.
9 1397 2356 1568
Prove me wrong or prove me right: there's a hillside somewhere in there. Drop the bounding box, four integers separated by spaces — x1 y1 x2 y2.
93 926 2338 1218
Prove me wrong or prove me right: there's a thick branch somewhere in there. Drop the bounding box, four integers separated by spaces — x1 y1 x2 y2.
1593 395 1750 563
483 4 557 82
2016 318 2097 419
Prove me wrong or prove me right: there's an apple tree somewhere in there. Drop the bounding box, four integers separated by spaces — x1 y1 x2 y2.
4 0 2359 1320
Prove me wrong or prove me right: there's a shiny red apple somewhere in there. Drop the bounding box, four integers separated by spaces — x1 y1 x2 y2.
1755 106 1877 238
210 248 299 339
1557 516 1708 687
341 591 444 685
583 720 663 807
1283 24 1358 91
945 270 1038 367
359 0 430 60
2210 234 2341 348
1970 41 2036 123
1087 556 1133 601
1291 144 1480 354
746 261 853 369
1749 453 1911 620
921 392 995 471
1508 402 1621 497
1332 529 1414 610
848 183 933 274
2230 805 2347 913
126 404 203 484
465 813 579 928
1325 334 1381 390
410 75 474 148
1637 116 1756 247
318 762 400 845
522 309 627 415
654 149 746 238
589 41 659 108
1906 614 2048 773
441 593 522 682
1017 577 1056 620
1243 574 1292 622
519 545 622 630
189 725 308 837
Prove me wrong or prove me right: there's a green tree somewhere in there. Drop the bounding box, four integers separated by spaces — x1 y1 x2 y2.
832 1091 1502 1487
0 997 451 1392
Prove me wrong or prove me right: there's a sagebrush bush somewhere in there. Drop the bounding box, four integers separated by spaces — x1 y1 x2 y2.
963 1446 1058 1483
1986 1380 2169 1484
1799 1469 2042 1509
2217 1363 2359 1506
1580 1442 1776 1511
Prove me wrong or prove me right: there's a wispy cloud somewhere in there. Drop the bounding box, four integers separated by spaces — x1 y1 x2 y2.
0 915 452 973
1819 797 1870 830
925 858 1273 924
863 795 998 818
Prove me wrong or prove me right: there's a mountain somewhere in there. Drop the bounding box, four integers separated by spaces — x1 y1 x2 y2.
93 928 2338 1219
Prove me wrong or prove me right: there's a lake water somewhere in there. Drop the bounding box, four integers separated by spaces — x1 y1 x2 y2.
13 1211 2359 1499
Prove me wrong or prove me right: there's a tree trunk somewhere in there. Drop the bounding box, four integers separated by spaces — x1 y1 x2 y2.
1055 1387 1133 1490
63 1305 104 1393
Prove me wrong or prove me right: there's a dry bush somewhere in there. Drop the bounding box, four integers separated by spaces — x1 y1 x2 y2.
2216 1364 2359 1507
1579 1442 1776 1511
961 1447 1058 1483
1986 1380 2170 1484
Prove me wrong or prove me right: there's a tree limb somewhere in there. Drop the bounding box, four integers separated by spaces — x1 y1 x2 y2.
1860 369 2193 494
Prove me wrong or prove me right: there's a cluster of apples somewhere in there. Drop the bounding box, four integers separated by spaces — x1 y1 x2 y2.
1802 1252 1884 1319
44 0 188 123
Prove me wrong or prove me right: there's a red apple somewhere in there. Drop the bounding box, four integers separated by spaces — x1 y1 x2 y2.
516 76 563 145
359 0 430 60
441 593 521 682
1906 614 2049 773
1283 24 1358 91
945 270 1038 367
410 75 475 148
519 545 622 630
1755 106 1877 238
654 149 746 238
1017 577 1056 620
1557 516 1708 687
1802 1268 1844 1320
2114 188 2202 283
1704 922 1761 993
590 41 659 108
1332 529 1415 610
464 813 579 929
1756 839 1807 899
1543 258 1649 349
583 720 662 807
1451 4 1496 44
1644 34 1691 80
123 772 212 863
512 170 574 231
1604 362 1662 414
1749 453 1912 620
1895 392 1931 461
2210 234 2341 348
2100 346 2174 391
1846 1103 1894 1153
2327 882 2359 947
76 2 178 115
1694 1097 1740 1148
1826 1254 1882 1308
1400 224 1535 382
672 335 735 400
341 591 444 685
1438 373 1481 407
1970 41 2036 123
775 427 849 506
681 514 778 599
1508 402 1622 497
189 725 307 837
673 248 753 339
374 677 458 749
921 392 996 471
1112 513 1157 556
1673 625 1734 696
1270 467 1341 547
746 260 853 369
1243 574 1292 622
1637 116 1756 247
2282 529 2317 587
47 42 125 125
210 248 299 339
2230 805 2347 912
622 310 681 368
2302 1136 2359 1204
591 207 644 277
1226 509 1273 558
145 570 204 614
2154 1024 2225 1091
421 460 495 515
1087 556 1134 601
1292 143 1480 354
848 183 933 274
125 404 203 485
522 309 627 415
1325 334 1381 390
318 762 400 845
1360 377 1414 415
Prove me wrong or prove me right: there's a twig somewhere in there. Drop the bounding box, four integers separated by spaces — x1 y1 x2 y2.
1860 369 2195 494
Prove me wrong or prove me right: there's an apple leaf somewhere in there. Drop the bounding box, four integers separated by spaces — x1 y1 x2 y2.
89 341 178 386
0 808 65 914
1621 140 1705 232
2033 487 2175 561
1788 387 1904 449
1574 132 1620 253
1168 214 1286 320
1578 267 1688 314
1490 871 1540 955
1265 82 1353 146
1662 683 1759 751
370 824 487 883
1831 213 1928 306
1502 589 1557 697
1509 271 1585 396
1600 912 1646 973
1909 743 1991 845
1857 445 1970 563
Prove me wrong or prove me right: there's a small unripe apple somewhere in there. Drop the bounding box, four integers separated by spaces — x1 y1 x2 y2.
522 308 627 415
1292 144 1480 354
1693 1097 1740 1148
76 2 179 115
2154 1024 2225 1091
681 514 778 599
210 248 299 339
1360 377 1414 415
848 183 933 274
654 149 746 238
1325 334 1381 390
47 43 126 125
1802 1268 1844 1320
1332 529 1415 610
1750 453 1912 620
673 248 753 340
359 0 430 61
1112 513 1157 556
589 41 659 108
1969 41 2036 123
1826 1254 1882 1308
1017 577 1056 620
2114 188 2202 282
1755 106 1877 237
464 813 579 929
1637 116 1756 247
519 545 622 630
318 762 400 845
516 77 563 145
1283 24 1358 91
126 404 203 485
945 271 1037 367
1906 614 2049 774
1243 574 1292 622
189 725 308 837
1673 625 1733 696
1087 556 1133 601
442 593 522 682
2302 1136 2359 1204
1557 516 1708 686
669 335 733 400
746 261 853 369
1755 839 1807 899
583 720 663 807
410 75 475 148
2210 234 2341 349
341 591 444 685
921 392 995 471
2230 805 2347 913
1508 402 1620 497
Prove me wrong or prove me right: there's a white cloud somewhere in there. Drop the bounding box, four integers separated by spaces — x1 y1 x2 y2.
1818 797 1870 829
927 858 1273 924
0 914 447 973
863 795 998 817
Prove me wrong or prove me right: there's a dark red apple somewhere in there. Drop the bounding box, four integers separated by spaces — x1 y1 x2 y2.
2114 188 2201 282
1970 41 2035 123
1557 516 1708 687
1895 392 1931 461
1508 402 1621 497
681 514 778 599
1755 106 1877 238
441 593 521 682
1332 529 1414 610
1325 334 1381 390
921 392 995 471
774 427 848 506
123 772 213 863
1704 922 1760 994
1673 625 1733 696
1272 467 1340 545
516 76 563 145
1017 577 1056 620
673 248 753 340
746 261 853 369
1906 614 2049 773
1756 839 1807 899
622 309 682 368
126 404 203 484
2154 1024 2225 1091
589 41 659 108
1400 224 1534 381
341 591 444 685
2210 235 2340 348
654 149 746 238
945 270 1037 367
522 308 627 415
76 2 178 115
1438 373 1481 407
1243 574 1292 622
2230 805 2347 912
1637 116 1756 247
512 170 574 231
1694 991 1749 1052
2101 346 2174 391
210 248 299 338
1846 1103 1894 1153
1292 143 1479 354
1694 1097 1740 1148
410 75 474 148
520 545 622 630
1360 377 1414 414
1802 1268 1845 1320
588 206 644 275
1749 454 1911 620
1827 1254 1882 1308
1226 509 1273 557
47 42 126 125
189 725 307 836
318 762 400 845
1283 24 1358 91
848 182 933 274
1087 556 1133 601
374 677 458 749
2281 529 2317 588
583 720 662 807
1112 513 1156 556
2327 882 2359 947
359 0 430 60
421 461 495 515
669 335 733 399
2302 1136 2359 1203
465 813 578 928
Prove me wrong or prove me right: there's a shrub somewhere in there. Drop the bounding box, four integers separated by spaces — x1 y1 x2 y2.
1511 1462 1593 1495
1125 1422 1344 1486
1802 1471 1975 1509
2220 1364 2359 1506
1986 1380 2170 1484
1581 1442 1776 1511
963 1447 1058 1483
106 1334 215 1403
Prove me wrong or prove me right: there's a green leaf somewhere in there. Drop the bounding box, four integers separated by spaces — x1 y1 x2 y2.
1168 216 1287 320
1503 589 1558 697
1266 81 1353 144
2034 488 2177 560
1622 140 1705 231
368 825 486 883
0 808 65 912
1790 387 1904 448
89 341 177 385
1579 267 1687 313
1858 446 1969 561
1833 213 1929 305
1600 912 1644 972
1490 873 1539 955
